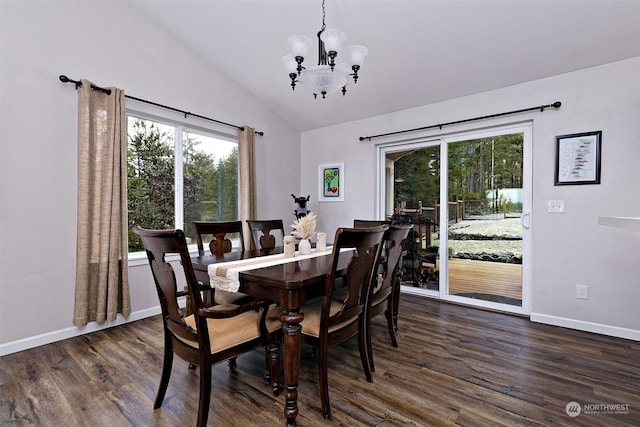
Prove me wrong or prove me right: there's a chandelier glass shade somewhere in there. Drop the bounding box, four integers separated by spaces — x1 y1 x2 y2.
298 64 348 97
281 0 368 99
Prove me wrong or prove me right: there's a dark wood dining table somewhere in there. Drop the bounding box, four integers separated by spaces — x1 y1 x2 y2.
191 247 351 427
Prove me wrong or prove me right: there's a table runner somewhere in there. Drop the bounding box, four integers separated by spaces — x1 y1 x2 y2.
208 247 334 292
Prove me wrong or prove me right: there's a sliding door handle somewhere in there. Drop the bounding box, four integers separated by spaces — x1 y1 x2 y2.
520 212 531 229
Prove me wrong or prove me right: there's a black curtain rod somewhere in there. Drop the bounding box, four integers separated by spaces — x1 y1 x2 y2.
59 75 264 136
359 101 562 141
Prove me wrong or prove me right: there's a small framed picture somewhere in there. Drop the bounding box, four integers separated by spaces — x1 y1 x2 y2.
318 163 344 201
554 131 602 185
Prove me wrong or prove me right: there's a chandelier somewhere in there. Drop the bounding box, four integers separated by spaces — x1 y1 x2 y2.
281 0 368 99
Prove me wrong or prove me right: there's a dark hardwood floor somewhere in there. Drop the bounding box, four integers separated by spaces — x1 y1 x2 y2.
1 295 638 426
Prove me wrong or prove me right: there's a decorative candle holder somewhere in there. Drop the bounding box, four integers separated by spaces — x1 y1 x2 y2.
316 232 327 252
284 236 296 258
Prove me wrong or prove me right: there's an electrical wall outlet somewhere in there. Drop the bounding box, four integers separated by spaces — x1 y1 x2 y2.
576 285 588 299
548 200 566 213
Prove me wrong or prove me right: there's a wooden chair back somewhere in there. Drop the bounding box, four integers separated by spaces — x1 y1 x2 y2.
363 224 413 374
353 219 392 228
134 226 207 355
373 224 413 306
193 220 244 256
323 226 387 339
246 219 285 251
354 219 394 278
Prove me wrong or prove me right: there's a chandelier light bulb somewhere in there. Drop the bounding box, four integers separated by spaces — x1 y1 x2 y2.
319 29 346 54
344 45 368 67
287 35 312 58
281 55 298 74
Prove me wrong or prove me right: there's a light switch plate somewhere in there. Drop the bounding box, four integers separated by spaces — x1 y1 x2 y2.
548 200 565 213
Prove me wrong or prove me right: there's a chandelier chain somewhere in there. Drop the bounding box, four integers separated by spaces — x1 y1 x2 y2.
321 0 326 31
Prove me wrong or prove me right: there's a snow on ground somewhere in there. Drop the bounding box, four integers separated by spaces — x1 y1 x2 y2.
432 217 523 258
449 217 522 238
447 240 522 257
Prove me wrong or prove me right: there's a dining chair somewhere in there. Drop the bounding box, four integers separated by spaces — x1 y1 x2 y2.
364 224 412 374
246 219 286 251
193 220 244 256
133 226 282 427
353 219 394 287
299 225 387 419
193 220 251 306
353 219 392 228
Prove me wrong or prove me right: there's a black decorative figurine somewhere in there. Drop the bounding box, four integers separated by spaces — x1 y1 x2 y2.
291 194 310 219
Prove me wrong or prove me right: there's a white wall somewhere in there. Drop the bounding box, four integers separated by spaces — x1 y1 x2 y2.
301 58 640 340
0 1 300 354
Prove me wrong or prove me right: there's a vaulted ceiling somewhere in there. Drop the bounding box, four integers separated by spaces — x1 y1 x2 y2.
130 0 640 132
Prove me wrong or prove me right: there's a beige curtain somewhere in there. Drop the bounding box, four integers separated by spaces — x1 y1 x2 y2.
74 80 130 326
239 126 257 249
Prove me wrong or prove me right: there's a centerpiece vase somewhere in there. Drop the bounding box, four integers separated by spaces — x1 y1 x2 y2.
298 238 311 255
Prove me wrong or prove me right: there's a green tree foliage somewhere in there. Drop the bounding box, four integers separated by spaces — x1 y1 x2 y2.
216 148 239 220
448 134 523 198
394 134 523 217
127 120 175 251
183 146 238 240
127 119 237 252
394 146 440 210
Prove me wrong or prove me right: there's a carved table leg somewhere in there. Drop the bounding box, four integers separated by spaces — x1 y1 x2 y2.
281 308 304 427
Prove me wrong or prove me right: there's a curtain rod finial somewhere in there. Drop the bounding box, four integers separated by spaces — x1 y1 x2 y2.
59 74 82 89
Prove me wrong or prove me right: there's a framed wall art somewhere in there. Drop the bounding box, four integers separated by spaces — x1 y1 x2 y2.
554 131 602 185
318 163 344 201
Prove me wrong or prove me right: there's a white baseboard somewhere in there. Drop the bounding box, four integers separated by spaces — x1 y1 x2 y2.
4 306 636 356
0 306 162 356
402 290 639 342
530 313 640 341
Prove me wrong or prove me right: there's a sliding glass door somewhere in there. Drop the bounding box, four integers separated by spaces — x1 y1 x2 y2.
378 123 531 314
381 141 441 292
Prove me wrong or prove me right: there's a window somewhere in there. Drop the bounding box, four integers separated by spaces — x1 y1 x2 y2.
127 115 239 253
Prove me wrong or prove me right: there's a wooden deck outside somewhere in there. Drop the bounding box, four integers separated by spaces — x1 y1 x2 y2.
447 258 522 300
408 257 523 301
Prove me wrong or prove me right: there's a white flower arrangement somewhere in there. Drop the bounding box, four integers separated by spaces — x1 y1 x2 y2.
291 212 317 240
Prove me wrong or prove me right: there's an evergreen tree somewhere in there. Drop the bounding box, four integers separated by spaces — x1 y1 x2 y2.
126 119 237 252
394 146 440 210
393 133 523 220
127 120 175 251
